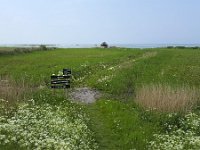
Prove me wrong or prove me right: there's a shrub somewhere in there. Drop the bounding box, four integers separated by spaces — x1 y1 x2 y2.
100 42 108 48
175 46 186 49
167 46 174 49
39 45 47 51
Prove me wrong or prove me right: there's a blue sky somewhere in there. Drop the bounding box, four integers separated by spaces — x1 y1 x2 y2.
0 0 200 44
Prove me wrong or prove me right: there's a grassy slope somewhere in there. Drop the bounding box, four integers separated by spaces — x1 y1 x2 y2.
1 48 200 149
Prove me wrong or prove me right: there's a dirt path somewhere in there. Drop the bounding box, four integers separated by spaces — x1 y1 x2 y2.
69 87 101 104
69 51 157 104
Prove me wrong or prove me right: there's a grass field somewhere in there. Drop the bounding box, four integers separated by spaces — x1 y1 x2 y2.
0 47 200 149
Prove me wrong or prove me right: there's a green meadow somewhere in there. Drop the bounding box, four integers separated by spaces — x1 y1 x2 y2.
0 47 200 149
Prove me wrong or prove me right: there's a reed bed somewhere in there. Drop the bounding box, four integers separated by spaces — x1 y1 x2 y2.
135 84 200 112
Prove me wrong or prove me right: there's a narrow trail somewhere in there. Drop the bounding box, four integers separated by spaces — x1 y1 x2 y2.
117 51 157 69
85 104 119 150
69 51 158 104
66 51 158 149
97 51 158 85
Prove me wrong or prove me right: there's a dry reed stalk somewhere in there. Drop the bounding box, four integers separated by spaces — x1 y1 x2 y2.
0 76 32 107
135 84 200 112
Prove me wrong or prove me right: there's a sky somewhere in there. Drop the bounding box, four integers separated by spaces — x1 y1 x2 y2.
0 0 200 45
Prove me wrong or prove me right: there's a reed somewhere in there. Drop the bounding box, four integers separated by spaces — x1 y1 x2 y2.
0 76 33 107
135 84 200 112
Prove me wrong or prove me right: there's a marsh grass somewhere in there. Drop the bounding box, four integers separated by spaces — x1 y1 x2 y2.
136 84 200 112
0 76 34 108
1 48 200 149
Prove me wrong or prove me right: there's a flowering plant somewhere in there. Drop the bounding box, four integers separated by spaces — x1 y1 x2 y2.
0 101 97 149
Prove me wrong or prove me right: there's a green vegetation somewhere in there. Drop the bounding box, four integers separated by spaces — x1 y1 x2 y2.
0 47 200 149
149 113 200 149
86 100 158 150
0 94 97 150
0 46 54 55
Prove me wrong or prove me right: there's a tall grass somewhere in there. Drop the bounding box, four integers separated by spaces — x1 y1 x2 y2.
135 84 200 112
0 76 34 107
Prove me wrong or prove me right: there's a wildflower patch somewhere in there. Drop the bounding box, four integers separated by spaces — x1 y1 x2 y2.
149 113 200 150
0 102 97 149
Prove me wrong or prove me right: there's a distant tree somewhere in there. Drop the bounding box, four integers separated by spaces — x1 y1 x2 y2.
167 46 174 49
40 45 47 50
100 42 108 48
192 46 199 49
175 46 185 49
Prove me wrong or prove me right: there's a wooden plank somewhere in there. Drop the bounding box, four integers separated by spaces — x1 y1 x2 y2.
51 84 70 89
51 75 71 79
51 80 70 84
